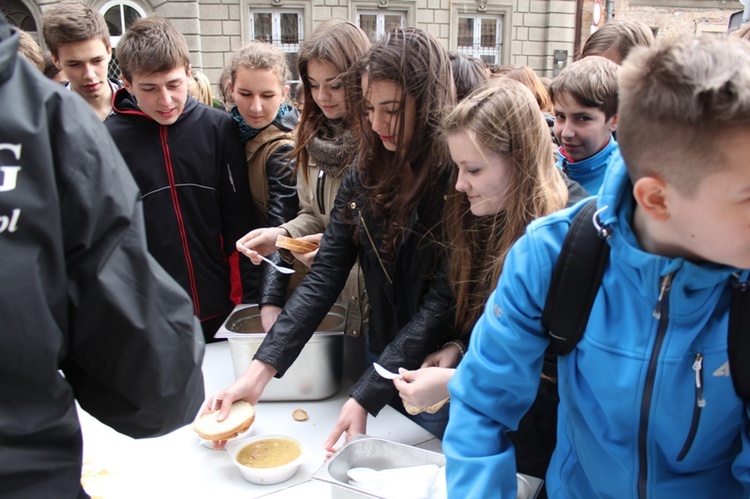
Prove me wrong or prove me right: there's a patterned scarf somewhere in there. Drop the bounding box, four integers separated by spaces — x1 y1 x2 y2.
231 102 294 144
306 120 355 178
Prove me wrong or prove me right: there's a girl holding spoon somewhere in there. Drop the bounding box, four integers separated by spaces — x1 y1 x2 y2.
227 41 300 327
235 20 371 360
392 80 586 483
212 27 457 453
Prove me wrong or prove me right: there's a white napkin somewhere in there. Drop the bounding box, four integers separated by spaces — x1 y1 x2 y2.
347 464 447 499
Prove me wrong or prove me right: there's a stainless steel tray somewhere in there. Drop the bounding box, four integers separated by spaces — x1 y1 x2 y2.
312 435 543 499
215 303 346 401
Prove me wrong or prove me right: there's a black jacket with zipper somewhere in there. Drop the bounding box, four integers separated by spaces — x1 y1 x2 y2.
105 89 258 340
254 167 455 415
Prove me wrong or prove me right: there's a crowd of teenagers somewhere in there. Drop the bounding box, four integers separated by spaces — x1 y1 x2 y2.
4 1 750 497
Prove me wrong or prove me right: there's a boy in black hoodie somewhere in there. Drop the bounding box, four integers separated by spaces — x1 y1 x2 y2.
105 17 258 342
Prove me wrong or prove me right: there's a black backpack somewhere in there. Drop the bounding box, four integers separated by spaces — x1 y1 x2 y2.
541 199 750 400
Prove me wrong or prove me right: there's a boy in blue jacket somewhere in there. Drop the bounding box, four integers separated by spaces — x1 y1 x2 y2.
445 35 750 498
550 55 620 194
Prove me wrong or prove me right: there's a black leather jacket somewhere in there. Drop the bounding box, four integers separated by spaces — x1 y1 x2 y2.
254 167 455 415
248 110 300 308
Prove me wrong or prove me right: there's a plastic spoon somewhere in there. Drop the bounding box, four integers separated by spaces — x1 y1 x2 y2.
374 362 449 415
258 254 295 274
373 362 401 379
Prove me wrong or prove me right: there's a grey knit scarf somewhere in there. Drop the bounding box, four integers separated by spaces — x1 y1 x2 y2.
306 120 355 178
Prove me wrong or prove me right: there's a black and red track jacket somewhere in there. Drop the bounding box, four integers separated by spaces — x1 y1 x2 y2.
106 90 259 337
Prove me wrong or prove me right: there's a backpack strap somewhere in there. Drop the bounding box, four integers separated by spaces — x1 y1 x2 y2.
245 126 294 225
542 199 610 355
541 200 750 401
729 277 750 401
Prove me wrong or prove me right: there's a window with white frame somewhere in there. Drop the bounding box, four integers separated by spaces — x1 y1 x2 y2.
100 0 147 80
457 15 502 66
357 11 405 41
250 10 303 81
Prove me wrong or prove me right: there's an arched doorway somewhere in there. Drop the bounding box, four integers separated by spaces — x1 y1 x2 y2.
1 0 38 33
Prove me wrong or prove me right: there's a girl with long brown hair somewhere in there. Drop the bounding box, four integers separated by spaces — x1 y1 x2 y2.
213 27 457 452
235 20 371 361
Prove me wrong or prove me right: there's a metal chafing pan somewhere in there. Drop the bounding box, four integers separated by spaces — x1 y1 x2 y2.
215 303 347 401
312 435 543 499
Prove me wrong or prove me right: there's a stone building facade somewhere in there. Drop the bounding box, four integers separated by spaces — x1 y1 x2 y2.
581 0 742 45
2 0 742 87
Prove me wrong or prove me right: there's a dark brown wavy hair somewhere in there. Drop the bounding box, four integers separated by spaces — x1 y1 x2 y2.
344 27 455 261
292 19 371 180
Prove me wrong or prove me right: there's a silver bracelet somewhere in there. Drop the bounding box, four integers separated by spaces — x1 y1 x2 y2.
444 340 465 358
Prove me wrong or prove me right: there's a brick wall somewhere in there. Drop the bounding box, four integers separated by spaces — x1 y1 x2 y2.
580 0 741 52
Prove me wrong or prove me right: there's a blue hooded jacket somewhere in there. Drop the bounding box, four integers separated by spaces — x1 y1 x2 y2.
445 151 750 498
556 137 619 195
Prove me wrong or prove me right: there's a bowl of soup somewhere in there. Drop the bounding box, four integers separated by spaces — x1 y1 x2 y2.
225 434 309 485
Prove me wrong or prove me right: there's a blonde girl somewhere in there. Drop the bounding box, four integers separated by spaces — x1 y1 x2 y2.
228 42 300 326
394 80 585 478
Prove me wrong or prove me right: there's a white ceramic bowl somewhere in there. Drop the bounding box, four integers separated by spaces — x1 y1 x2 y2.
225 433 308 485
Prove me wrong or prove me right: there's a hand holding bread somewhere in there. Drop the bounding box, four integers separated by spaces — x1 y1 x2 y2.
275 235 320 254
193 400 256 441
393 367 454 415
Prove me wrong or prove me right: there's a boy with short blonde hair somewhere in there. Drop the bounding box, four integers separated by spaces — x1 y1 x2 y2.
446 35 750 498
549 56 620 193
618 37 750 196
42 1 119 120
105 17 259 342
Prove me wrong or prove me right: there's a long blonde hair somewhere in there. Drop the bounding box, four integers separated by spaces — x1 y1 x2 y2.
443 80 568 334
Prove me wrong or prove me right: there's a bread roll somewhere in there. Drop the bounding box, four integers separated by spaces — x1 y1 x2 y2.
276 235 319 254
193 400 256 441
403 397 450 415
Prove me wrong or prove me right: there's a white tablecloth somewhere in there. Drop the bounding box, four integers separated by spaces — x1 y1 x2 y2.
79 341 441 498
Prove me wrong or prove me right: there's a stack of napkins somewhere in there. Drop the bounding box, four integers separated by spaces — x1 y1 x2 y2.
347 464 447 499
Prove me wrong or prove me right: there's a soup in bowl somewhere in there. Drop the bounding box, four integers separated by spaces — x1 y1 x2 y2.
225 434 308 485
